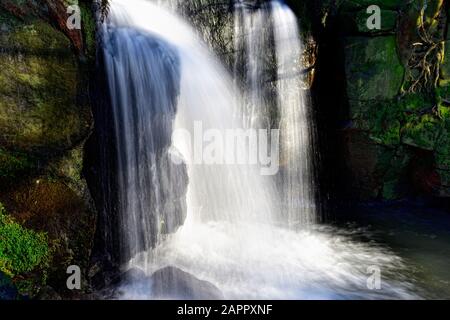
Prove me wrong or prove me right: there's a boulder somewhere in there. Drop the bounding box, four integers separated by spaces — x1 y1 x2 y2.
0 12 92 156
150 266 224 300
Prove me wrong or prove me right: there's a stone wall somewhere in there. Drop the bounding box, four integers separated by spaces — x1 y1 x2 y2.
313 0 450 200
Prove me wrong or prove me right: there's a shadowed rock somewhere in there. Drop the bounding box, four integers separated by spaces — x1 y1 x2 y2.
150 266 223 300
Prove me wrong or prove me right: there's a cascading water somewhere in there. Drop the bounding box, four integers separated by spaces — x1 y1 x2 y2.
102 2 187 263
234 0 317 227
102 0 419 299
272 1 318 227
233 1 273 129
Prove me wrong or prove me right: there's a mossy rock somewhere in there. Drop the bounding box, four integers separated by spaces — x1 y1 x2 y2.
381 179 401 200
401 114 441 150
360 100 403 146
0 147 36 182
1 176 95 296
401 92 435 112
0 11 92 155
385 146 411 177
344 131 404 199
0 5 95 296
1 19 73 53
441 40 450 80
344 36 404 118
435 121 450 170
0 203 51 278
437 169 450 186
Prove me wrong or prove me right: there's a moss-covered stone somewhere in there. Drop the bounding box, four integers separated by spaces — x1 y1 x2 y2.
435 119 450 170
328 0 450 199
1 175 95 296
0 147 36 181
0 2 96 297
345 36 404 118
401 92 435 112
79 1 96 61
441 40 450 80
0 14 91 153
381 179 400 199
401 114 441 150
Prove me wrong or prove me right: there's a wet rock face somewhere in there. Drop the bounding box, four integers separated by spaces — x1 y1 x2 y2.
0 13 91 156
87 26 189 276
0 0 85 55
106 267 224 300
315 0 450 200
150 266 224 300
0 1 96 298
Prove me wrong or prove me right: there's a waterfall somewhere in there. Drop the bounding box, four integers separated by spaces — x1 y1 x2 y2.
103 0 275 269
233 1 273 129
102 0 417 300
233 1 317 228
102 6 186 261
272 1 318 227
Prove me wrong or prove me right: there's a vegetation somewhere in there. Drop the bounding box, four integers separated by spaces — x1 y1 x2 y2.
0 203 51 278
0 147 35 180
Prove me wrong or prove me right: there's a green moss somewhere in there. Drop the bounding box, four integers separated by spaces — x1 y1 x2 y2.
5 20 72 53
402 114 441 150
437 169 450 186
0 47 91 152
345 36 404 118
435 120 450 169
400 92 434 112
382 179 401 200
0 8 92 154
0 203 51 278
360 100 403 146
436 84 450 102
48 146 86 195
79 1 97 61
441 40 450 79
0 147 35 180
438 104 450 120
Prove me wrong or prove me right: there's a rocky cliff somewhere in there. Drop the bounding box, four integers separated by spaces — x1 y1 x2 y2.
0 0 96 298
310 0 450 201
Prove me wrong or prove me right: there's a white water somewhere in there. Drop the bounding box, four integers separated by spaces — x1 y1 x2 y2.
103 0 418 300
234 1 317 228
272 1 317 227
233 1 272 129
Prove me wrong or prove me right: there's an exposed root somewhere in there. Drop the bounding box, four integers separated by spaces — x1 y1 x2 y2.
404 2 446 94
